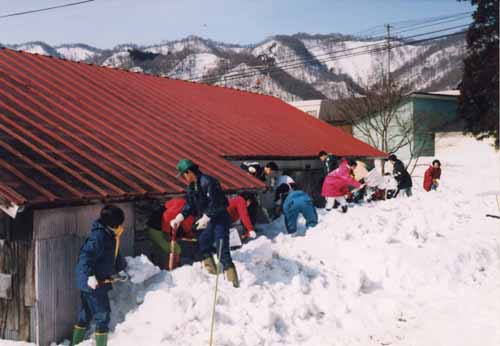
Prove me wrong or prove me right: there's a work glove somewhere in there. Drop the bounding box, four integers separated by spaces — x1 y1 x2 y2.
87 276 98 290
170 213 184 230
195 214 211 230
246 230 257 239
434 179 440 186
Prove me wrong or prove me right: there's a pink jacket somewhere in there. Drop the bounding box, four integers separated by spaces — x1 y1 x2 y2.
321 160 361 197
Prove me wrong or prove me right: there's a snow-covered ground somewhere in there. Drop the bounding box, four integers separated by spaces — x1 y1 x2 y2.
4 137 499 346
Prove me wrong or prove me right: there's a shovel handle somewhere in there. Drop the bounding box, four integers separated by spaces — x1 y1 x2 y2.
168 227 177 271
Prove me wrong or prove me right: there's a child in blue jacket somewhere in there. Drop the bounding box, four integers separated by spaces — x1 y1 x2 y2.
72 205 128 346
276 184 318 234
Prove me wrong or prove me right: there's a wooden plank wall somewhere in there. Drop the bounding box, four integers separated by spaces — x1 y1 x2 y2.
0 211 35 342
33 203 134 346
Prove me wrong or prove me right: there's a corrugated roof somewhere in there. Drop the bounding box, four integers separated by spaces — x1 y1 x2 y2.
0 48 385 207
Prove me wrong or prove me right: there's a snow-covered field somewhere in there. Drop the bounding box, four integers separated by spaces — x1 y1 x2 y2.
3 136 499 346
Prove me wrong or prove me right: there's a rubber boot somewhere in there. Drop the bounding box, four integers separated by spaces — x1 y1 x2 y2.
71 325 86 345
224 264 240 288
95 332 108 346
203 255 217 275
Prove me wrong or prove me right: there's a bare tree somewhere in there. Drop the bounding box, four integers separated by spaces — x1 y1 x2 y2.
337 68 415 156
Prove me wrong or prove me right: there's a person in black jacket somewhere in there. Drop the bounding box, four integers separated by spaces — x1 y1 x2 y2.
171 159 239 288
319 150 339 176
72 205 128 346
388 154 413 197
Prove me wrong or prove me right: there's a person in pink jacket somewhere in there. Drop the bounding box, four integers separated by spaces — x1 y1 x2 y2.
321 159 362 213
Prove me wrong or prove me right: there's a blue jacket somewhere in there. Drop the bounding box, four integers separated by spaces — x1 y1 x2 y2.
75 220 126 292
283 190 318 233
283 190 314 212
182 173 229 220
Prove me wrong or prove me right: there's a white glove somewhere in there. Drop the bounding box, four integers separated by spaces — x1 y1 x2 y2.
195 214 211 230
247 230 257 239
170 213 184 230
87 276 98 290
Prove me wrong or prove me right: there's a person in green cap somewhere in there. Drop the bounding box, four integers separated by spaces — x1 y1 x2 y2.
171 159 240 287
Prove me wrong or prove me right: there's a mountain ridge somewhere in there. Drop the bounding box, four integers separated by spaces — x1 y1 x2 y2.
2 32 465 101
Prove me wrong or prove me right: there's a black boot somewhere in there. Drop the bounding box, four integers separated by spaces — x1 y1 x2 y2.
341 205 348 213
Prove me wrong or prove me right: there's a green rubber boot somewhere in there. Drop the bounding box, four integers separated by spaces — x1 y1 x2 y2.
225 264 240 288
71 325 86 345
203 255 217 275
95 332 108 346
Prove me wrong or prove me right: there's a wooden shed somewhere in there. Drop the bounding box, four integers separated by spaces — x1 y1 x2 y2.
0 203 134 345
0 47 384 345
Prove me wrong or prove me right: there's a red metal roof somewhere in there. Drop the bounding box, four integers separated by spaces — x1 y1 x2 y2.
0 48 385 207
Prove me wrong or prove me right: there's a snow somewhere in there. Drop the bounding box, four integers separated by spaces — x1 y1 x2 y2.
56 47 96 62
102 51 131 67
427 90 460 96
125 255 161 284
168 53 224 80
14 43 51 56
4 137 498 346
46 137 496 346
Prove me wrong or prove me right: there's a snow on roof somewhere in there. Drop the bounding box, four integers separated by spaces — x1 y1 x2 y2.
427 90 460 96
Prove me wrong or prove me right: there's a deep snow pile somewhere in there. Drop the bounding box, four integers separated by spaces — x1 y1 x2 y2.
5 137 495 346
65 138 499 346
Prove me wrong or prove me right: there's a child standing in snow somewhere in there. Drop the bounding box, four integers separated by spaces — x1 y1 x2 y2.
72 205 128 346
322 159 363 213
423 160 442 192
276 183 318 234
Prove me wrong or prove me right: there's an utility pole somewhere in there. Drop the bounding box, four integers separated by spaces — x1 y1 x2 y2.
385 24 392 86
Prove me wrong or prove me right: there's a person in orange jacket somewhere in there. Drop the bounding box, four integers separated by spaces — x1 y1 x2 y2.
227 192 258 240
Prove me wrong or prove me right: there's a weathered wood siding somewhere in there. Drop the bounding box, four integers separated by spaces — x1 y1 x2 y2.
34 203 134 346
0 212 35 343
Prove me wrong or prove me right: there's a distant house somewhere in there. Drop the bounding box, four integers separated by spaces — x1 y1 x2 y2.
351 90 461 161
289 99 353 134
0 48 384 345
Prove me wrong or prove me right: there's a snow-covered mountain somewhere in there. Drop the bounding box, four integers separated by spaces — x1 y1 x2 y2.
2 33 466 101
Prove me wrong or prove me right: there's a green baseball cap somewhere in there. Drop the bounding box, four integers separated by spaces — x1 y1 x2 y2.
176 159 195 177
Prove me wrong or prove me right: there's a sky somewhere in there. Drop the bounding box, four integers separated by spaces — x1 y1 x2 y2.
0 0 474 48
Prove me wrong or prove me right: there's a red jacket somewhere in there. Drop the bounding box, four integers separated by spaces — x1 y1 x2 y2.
161 198 196 239
321 160 361 197
227 196 254 232
423 166 441 192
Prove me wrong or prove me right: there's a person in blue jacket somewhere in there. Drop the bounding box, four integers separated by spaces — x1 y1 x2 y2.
170 159 239 288
72 205 128 346
276 183 318 235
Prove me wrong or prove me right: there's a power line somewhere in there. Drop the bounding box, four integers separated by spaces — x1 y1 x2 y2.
192 24 469 83
0 0 95 19
185 14 472 82
199 30 467 84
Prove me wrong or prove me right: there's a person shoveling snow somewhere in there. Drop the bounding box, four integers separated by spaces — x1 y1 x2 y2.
72 205 130 346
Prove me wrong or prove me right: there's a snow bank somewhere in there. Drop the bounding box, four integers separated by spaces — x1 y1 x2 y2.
72 173 498 346
3 137 492 346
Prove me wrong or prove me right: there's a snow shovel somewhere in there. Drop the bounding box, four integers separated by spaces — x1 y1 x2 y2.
486 214 500 219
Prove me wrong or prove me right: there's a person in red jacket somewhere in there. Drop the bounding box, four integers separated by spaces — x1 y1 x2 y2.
227 192 257 240
161 198 195 238
423 160 442 192
146 198 197 270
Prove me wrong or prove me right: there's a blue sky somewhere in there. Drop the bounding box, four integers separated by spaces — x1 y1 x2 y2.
1 0 474 48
